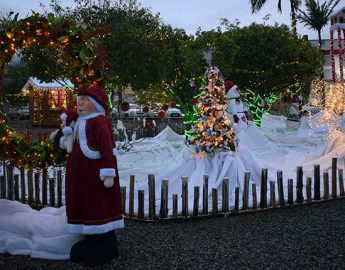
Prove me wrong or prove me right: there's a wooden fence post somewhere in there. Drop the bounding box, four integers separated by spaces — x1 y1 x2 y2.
306 177 312 203
314 165 320 200
277 170 285 207
181 176 188 217
234 186 239 212
14 175 19 201
202 175 209 215
242 172 250 210
270 181 276 207
222 177 229 213
339 169 344 196
34 171 40 207
49 177 55 206
148 174 156 220
296 166 303 203
332 157 337 198
252 183 257 210
129 175 135 218
137 190 144 220
0 167 5 199
20 167 26 203
159 180 169 218
6 164 14 200
288 179 293 205
260 169 268 208
172 194 178 219
42 168 48 207
120 187 126 215
193 186 200 217
57 170 62 207
323 172 329 200
212 188 218 216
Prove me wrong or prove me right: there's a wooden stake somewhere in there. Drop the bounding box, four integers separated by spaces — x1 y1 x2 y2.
306 177 312 203
222 177 229 213
270 181 276 207
277 170 285 207
202 175 209 215
252 183 257 210
296 166 303 203
120 187 126 215
323 171 329 200
148 174 156 220
129 175 135 218
332 157 337 198
34 171 40 207
14 175 19 201
57 170 62 207
49 178 55 206
339 169 344 196
172 194 178 219
242 172 250 210
314 164 320 200
159 180 169 218
42 168 48 207
260 168 268 208
181 176 188 217
137 190 144 220
6 164 14 200
193 186 200 217
288 179 293 205
234 186 239 212
20 167 26 203
212 188 218 216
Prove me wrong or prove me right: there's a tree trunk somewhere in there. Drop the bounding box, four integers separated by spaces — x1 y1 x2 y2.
318 30 322 49
290 1 297 36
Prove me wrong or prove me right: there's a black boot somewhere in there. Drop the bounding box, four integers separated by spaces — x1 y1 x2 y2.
83 231 119 267
70 237 87 263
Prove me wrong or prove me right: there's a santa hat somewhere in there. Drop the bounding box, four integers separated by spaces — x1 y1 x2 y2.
224 80 238 94
77 86 108 114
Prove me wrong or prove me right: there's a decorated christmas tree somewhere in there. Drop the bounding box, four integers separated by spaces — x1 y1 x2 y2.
192 66 235 155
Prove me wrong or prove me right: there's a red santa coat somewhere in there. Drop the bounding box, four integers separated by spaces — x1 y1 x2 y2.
64 112 124 234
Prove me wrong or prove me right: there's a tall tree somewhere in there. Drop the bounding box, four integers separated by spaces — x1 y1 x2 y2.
250 0 301 36
297 0 340 48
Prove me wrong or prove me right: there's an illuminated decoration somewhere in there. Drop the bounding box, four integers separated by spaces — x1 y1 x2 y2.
0 12 110 168
191 67 235 155
243 89 278 127
307 79 345 134
22 77 76 127
329 7 345 82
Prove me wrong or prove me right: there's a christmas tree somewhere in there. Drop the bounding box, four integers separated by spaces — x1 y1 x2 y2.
192 66 235 155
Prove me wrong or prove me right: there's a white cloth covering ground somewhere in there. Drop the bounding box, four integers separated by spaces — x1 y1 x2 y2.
2 111 345 259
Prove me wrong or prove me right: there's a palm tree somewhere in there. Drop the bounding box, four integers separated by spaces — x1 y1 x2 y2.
250 0 302 36
297 0 340 48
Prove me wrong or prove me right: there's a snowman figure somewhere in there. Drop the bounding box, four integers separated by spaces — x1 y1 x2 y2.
224 80 248 131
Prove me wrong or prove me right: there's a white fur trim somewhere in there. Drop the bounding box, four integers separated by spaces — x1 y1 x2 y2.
76 118 117 160
100 168 116 177
67 219 124 234
62 126 73 136
87 96 106 115
60 113 67 122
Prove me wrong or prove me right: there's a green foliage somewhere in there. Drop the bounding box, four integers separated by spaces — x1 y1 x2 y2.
228 23 323 98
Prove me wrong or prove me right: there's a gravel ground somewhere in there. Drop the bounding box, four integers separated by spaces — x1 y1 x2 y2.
1 199 345 270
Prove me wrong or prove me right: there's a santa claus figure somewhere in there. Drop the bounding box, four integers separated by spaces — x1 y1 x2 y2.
59 86 124 267
224 80 248 131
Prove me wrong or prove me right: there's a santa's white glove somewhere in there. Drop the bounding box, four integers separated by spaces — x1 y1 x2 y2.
100 176 114 188
62 126 74 153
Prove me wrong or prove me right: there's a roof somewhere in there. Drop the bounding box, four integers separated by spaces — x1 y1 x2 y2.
23 77 74 90
329 7 345 19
